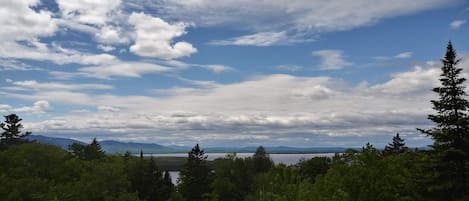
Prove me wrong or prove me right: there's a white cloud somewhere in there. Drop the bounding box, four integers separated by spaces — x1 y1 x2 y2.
5 80 113 91
0 38 119 66
209 31 308 46
57 0 122 26
291 85 333 100
203 65 233 73
77 62 172 79
0 0 57 42
67 53 118 65
312 50 353 70
276 64 303 72
0 104 12 113
0 1 63 65
128 12 197 59
450 20 466 29
49 61 174 80
372 66 440 94
56 0 132 45
54 18 99 34
4 69 441 146
394 52 413 59
0 1 104 67
0 59 41 71
0 0 133 69
0 1 125 68
95 26 129 44
13 100 50 114
97 44 116 52
150 0 455 46
49 71 87 80
98 106 121 112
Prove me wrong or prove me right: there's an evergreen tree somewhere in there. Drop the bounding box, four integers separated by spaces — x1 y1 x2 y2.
419 41 469 200
178 144 213 201
162 171 175 199
124 151 132 160
252 146 273 174
144 157 167 201
129 156 171 201
0 114 31 147
87 138 105 159
383 133 407 155
129 155 147 200
69 138 105 160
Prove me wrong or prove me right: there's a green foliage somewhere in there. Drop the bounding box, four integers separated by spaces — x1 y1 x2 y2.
0 142 185 201
306 144 417 201
246 164 303 201
210 153 255 201
238 144 438 201
128 156 172 201
0 114 31 148
0 140 454 201
297 156 331 183
168 191 186 201
0 143 141 201
178 144 213 201
210 147 276 201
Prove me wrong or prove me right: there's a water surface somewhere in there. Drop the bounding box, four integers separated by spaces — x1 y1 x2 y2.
161 153 337 184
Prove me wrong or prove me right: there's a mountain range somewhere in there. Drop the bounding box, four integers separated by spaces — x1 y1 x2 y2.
26 135 349 154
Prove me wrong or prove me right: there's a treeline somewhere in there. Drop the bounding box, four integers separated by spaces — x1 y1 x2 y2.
0 42 468 201
0 131 464 201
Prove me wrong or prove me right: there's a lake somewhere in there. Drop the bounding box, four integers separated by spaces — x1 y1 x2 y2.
157 153 337 184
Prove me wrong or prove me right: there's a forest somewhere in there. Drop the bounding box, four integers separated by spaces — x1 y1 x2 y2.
0 42 468 201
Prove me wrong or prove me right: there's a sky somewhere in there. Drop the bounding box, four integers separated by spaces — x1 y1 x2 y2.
1 0 469 148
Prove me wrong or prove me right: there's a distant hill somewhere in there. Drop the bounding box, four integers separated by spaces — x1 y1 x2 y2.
26 135 84 150
26 135 176 153
99 140 176 154
26 135 350 154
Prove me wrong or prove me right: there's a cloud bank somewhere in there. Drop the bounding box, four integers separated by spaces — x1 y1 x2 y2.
5 58 462 146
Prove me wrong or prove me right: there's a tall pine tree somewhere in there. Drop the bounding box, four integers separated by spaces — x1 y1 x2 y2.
252 146 273 174
419 41 469 200
0 114 31 147
383 133 407 155
129 156 171 201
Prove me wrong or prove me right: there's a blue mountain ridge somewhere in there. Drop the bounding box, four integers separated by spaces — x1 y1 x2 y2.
26 135 351 154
